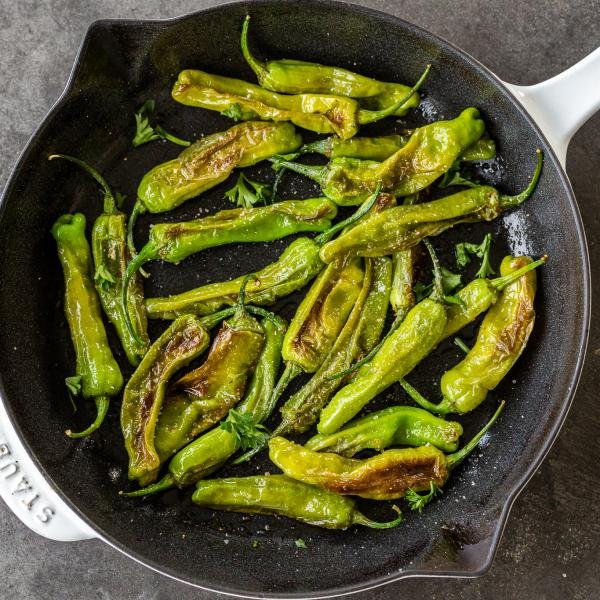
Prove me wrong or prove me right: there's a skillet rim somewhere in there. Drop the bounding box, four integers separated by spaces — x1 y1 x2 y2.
0 0 591 597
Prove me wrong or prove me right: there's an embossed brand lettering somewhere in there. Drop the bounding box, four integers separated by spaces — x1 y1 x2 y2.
37 506 54 523
13 476 32 494
0 443 10 459
0 462 18 478
22 493 40 510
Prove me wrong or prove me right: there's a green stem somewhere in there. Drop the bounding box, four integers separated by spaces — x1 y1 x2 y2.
157 128 191 147
489 255 547 290
447 401 505 468
358 64 431 124
272 166 287 201
65 396 110 438
499 149 543 208
120 474 176 498
240 15 270 82
315 182 383 245
127 199 148 258
353 505 403 529
454 337 470 353
48 154 117 215
399 378 452 415
423 239 445 303
269 156 326 184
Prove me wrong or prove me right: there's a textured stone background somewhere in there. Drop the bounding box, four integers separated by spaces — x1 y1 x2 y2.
1 1 599 598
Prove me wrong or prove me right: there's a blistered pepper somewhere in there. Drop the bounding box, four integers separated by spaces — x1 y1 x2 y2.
171 65 429 140
306 406 463 456
241 15 419 116
318 149 543 262
269 402 503 500
271 108 486 205
49 155 149 365
152 297 266 465
192 475 403 529
145 236 323 319
52 213 124 437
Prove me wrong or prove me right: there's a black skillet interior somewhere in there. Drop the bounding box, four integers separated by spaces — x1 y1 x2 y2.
0 0 588 597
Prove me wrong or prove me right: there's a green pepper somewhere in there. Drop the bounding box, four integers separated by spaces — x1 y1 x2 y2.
52 213 124 437
152 299 266 466
192 475 403 530
122 314 286 497
269 402 503 500
136 121 301 215
318 149 543 261
271 108 487 205
49 155 149 365
299 133 496 162
241 15 419 117
306 406 463 456
122 197 337 340
145 236 323 319
171 65 429 140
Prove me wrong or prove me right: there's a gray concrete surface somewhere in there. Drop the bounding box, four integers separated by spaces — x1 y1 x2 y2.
1 1 599 598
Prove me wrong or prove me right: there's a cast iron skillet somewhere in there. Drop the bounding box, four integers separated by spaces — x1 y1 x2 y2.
0 0 590 597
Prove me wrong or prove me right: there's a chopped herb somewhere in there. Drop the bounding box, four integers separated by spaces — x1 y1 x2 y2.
454 337 471 353
252 540 260 548
132 100 190 148
225 173 273 209
414 266 462 303
220 409 270 452
221 103 244 121
295 538 307 548
65 375 81 411
439 162 479 189
115 191 126 209
405 482 442 513
94 264 116 289
455 233 495 279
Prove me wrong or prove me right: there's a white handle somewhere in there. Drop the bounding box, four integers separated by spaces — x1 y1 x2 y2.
0 397 96 541
503 47 600 167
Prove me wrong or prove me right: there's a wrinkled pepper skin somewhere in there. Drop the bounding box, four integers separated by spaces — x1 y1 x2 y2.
52 214 123 399
275 108 485 205
277 256 391 435
192 474 401 529
168 316 285 486
145 198 337 265
306 406 463 456
145 237 323 319
121 315 210 485
440 256 537 413
241 16 419 117
172 68 422 140
153 309 265 463
318 298 447 434
137 121 301 213
269 437 449 500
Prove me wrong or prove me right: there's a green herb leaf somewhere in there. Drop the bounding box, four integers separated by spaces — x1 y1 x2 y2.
252 540 260 548
439 162 479 189
415 266 461 303
94 264 117 290
221 103 244 121
132 100 190 148
405 482 442 513
220 409 270 452
115 191 126 209
455 233 495 279
65 375 82 396
295 538 307 548
443 294 466 308
224 173 273 209
441 266 461 294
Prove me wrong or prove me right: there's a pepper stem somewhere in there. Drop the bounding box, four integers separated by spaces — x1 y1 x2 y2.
269 156 327 184
272 166 287 201
358 64 431 124
65 396 110 438
240 15 269 82
399 378 452 415
423 239 445 303
489 255 547 290
127 199 148 259
499 149 543 208
120 474 176 498
447 401 505 468
353 505 404 529
48 154 117 215
315 182 383 245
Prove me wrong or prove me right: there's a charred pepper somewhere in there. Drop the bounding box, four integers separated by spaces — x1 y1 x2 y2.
52 213 123 438
270 402 504 500
192 475 403 529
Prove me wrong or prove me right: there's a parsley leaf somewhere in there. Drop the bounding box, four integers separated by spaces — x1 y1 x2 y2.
455 233 495 279
295 538 307 549
220 409 270 452
439 162 479 189
132 100 190 148
405 482 442 513
94 264 117 290
225 173 273 209
65 375 81 411
221 103 244 121
414 266 462 303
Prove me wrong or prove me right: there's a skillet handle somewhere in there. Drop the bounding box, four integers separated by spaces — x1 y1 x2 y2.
0 398 96 541
503 47 600 167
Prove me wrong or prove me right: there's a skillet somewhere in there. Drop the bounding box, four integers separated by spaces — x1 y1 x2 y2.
0 0 592 596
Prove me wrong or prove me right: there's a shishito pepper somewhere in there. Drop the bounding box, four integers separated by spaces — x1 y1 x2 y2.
269 402 504 500
240 15 419 117
171 65 429 140
404 256 539 415
145 236 323 319
52 213 123 438
49 155 149 365
152 293 266 466
122 314 286 497
305 406 463 456
271 108 487 205
192 475 403 530
319 149 543 261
